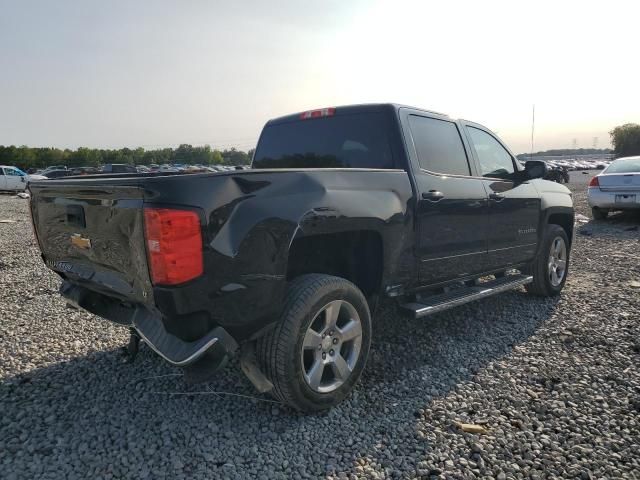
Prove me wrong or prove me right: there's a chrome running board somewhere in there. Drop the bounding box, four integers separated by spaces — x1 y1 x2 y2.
401 274 533 318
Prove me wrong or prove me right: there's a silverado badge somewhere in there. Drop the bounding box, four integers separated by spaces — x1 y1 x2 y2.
70 234 92 249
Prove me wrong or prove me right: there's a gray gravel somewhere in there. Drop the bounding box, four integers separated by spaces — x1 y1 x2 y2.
1 174 640 479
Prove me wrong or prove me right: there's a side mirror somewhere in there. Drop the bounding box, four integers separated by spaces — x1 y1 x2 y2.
524 160 547 179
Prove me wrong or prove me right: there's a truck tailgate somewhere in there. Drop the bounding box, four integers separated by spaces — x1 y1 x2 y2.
29 184 153 305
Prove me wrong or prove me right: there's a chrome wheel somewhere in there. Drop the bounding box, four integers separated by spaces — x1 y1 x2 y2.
548 236 567 287
300 300 363 393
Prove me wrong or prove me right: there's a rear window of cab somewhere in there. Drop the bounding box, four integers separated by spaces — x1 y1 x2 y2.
253 113 395 169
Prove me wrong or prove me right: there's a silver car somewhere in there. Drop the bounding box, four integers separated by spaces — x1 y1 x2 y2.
588 156 640 219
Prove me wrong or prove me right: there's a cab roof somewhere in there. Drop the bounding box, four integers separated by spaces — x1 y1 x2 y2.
266 103 449 126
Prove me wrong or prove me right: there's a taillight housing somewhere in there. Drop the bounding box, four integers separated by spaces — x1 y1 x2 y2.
588 176 600 188
143 208 203 285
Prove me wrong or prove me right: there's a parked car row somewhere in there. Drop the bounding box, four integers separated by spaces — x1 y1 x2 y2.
516 158 612 185
2 163 251 191
20 163 250 179
0 166 47 191
545 158 612 171
138 163 248 173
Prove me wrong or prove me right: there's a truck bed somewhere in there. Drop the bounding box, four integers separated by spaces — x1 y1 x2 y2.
28 168 413 344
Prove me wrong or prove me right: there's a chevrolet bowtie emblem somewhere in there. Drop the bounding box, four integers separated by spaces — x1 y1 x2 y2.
70 234 92 249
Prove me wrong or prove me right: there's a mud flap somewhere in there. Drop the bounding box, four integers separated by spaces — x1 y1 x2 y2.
240 342 274 393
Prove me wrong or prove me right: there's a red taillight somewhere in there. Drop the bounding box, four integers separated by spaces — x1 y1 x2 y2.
299 107 336 119
143 208 203 285
588 176 600 187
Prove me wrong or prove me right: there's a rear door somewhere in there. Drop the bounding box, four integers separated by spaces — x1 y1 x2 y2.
400 110 489 285
463 123 540 269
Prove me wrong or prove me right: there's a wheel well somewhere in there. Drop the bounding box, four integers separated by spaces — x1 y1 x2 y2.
548 213 574 246
286 231 383 298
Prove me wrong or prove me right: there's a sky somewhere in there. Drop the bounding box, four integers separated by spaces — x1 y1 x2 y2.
1 0 638 154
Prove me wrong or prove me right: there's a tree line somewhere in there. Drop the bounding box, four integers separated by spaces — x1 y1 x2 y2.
610 123 640 158
4 122 638 171
0 144 255 171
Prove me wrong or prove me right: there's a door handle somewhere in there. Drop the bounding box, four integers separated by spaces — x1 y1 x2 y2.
489 192 505 202
422 190 444 202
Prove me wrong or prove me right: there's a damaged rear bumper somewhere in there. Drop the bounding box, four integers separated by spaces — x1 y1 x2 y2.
60 281 238 366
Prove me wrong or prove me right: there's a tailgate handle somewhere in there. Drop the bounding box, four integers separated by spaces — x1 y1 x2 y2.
66 205 86 228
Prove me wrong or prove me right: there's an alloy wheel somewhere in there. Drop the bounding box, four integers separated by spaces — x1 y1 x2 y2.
300 300 363 393
548 236 567 287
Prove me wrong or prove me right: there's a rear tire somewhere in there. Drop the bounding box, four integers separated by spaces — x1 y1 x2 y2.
525 224 569 297
257 274 371 412
591 207 608 220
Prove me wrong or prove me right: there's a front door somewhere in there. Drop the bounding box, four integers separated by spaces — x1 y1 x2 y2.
464 125 540 269
3 167 26 190
401 111 489 285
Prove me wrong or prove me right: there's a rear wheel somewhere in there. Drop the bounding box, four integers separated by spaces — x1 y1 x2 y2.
525 224 569 296
257 274 371 412
591 207 608 220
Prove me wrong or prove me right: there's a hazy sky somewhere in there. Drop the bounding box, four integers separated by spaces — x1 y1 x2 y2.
1 0 638 154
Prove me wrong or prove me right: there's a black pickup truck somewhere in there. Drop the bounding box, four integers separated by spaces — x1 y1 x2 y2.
29 104 574 411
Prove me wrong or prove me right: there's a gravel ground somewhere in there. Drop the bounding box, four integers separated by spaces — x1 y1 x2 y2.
1 173 639 479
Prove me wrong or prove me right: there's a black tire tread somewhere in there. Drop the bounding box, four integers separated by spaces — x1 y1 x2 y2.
256 274 370 411
525 224 569 297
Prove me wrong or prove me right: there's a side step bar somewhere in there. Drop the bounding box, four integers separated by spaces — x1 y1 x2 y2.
401 274 533 318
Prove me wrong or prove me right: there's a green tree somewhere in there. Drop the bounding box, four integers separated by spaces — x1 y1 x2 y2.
36 148 65 169
192 145 212 165
70 147 101 167
222 147 250 165
211 149 223 165
610 123 640 158
174 144 193 164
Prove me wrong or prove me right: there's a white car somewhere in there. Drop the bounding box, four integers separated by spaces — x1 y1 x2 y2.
588 156 640 219
0 166 47 191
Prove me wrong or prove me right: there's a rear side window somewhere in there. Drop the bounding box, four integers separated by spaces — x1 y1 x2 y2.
408 115 470 176
253 113 395 169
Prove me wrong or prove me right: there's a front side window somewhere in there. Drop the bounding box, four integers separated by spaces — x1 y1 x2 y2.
408 115 470 176
5 168 23 176
467 127 515 178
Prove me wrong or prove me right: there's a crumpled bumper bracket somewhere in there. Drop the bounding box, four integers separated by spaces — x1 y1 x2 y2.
61 281 238 367
132 309 237 366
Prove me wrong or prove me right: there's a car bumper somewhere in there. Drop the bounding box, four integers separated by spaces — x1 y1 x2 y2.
60 281 238 366
587 188 640 210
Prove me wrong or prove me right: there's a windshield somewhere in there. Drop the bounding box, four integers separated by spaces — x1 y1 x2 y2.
253 112 395 169
604 157 640 174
